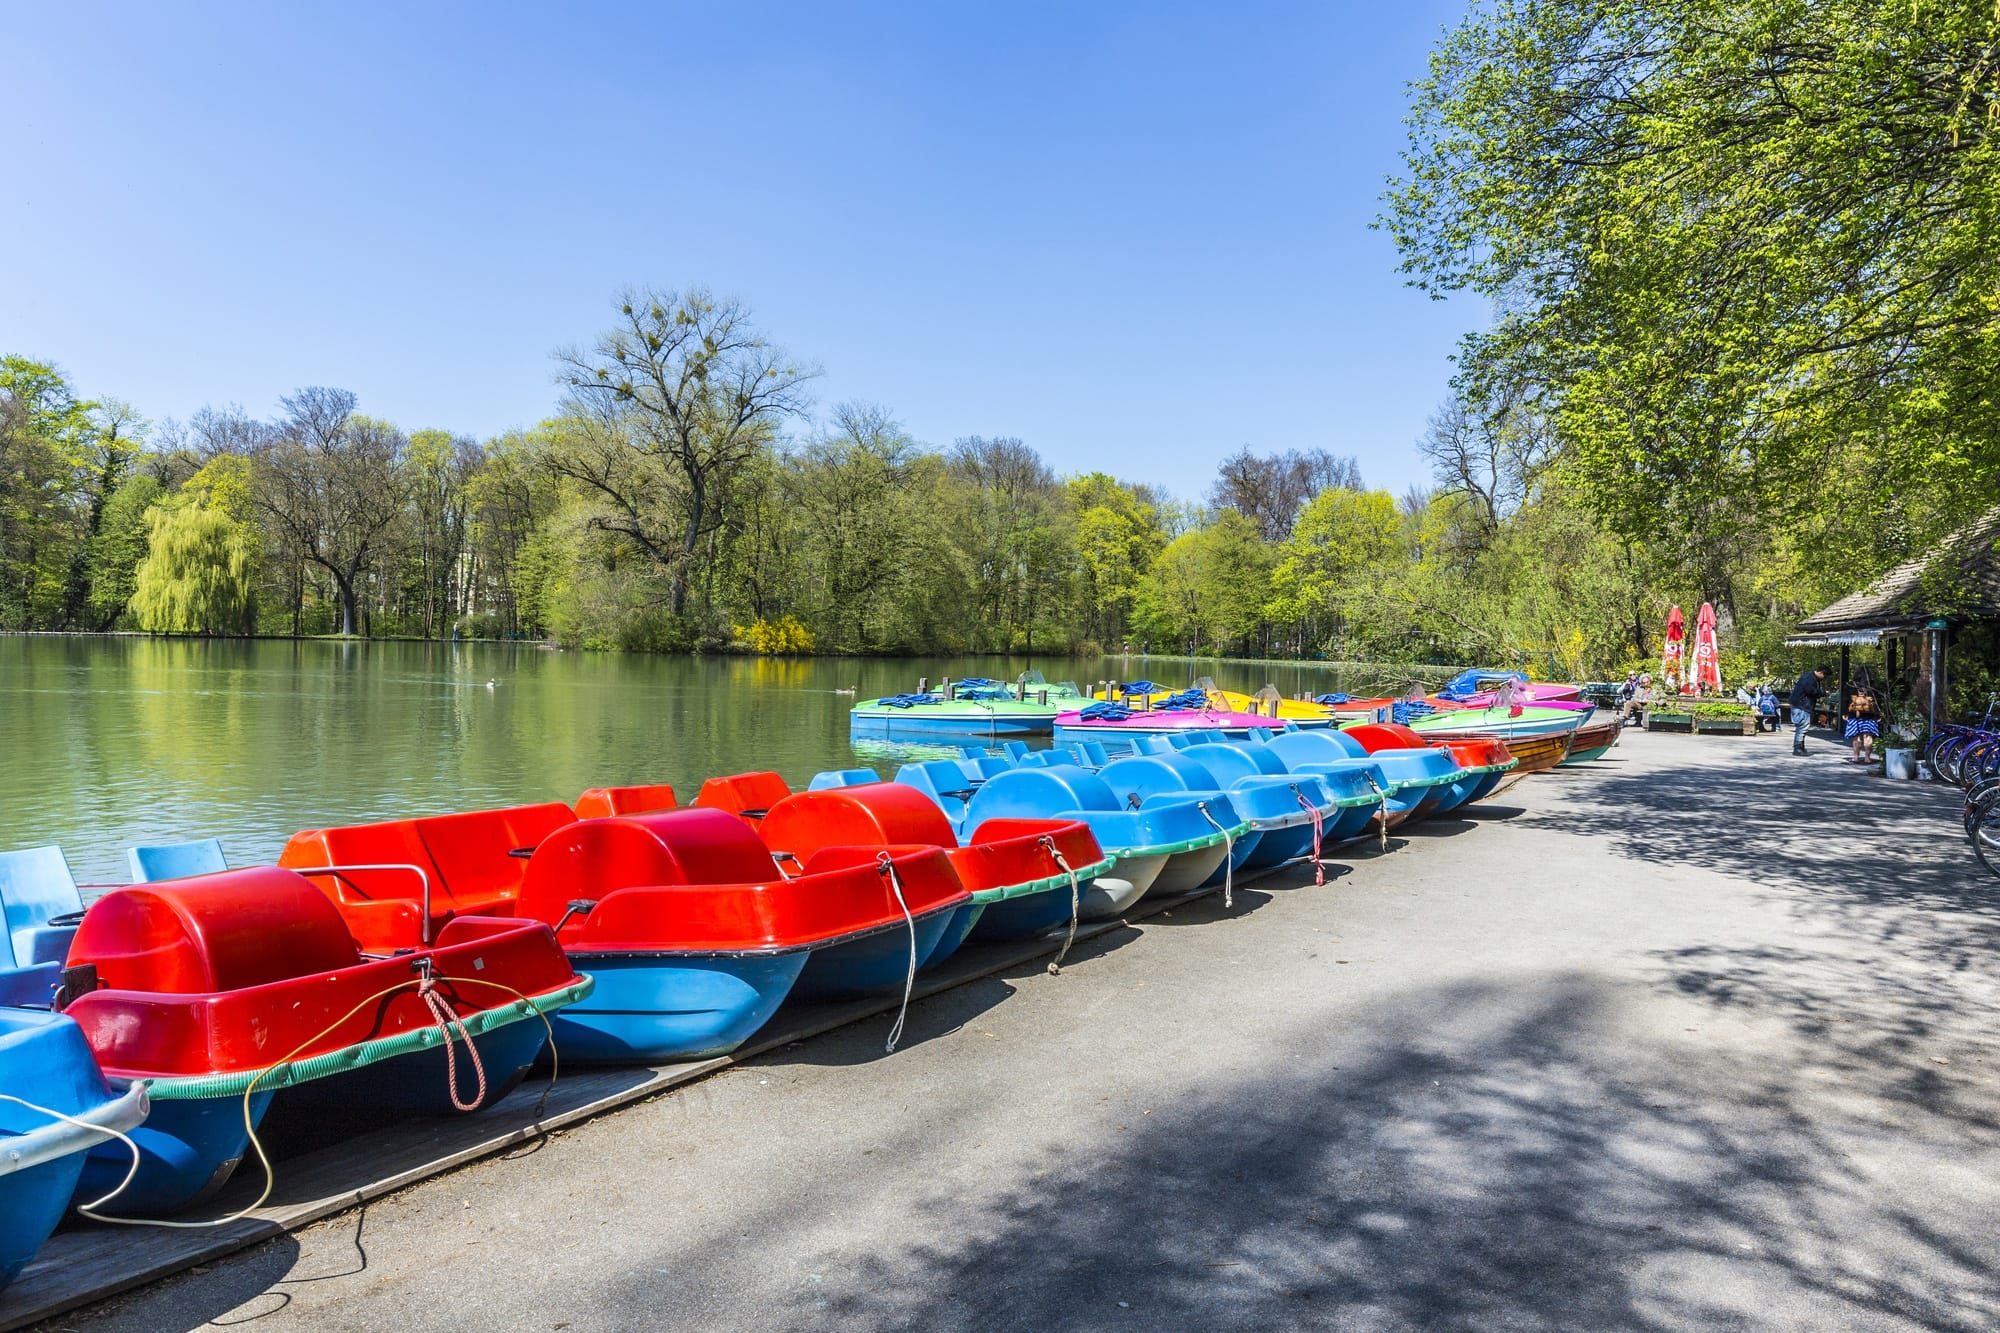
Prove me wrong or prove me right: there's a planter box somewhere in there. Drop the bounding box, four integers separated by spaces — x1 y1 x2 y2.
1646 712 1754 735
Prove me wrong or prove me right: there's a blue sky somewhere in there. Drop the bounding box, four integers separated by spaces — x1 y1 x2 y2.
1 2 1477 499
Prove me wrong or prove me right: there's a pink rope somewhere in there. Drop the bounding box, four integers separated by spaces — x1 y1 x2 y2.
418 974 488 1112
1295 787 1325 885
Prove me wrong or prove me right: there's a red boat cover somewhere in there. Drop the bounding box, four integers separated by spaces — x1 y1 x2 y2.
574 784 679 820
758 785 1104 895
515 808 970 953
281 801 578 949
1341 722 1430 753
63 867 580 1080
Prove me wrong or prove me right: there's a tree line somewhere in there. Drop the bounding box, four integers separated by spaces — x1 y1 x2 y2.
1 277 1821 677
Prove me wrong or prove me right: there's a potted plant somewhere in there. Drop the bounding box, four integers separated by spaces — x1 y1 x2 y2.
1646 699 1695 732
1882 701 1926 779
1691 700 1756 735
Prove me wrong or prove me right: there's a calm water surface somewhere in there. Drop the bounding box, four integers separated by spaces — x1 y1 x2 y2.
0 637 1426 884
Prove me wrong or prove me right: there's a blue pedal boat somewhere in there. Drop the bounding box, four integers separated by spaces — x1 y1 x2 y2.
1257 732 1418 841
900 761 1249 899
0 1007 149 1289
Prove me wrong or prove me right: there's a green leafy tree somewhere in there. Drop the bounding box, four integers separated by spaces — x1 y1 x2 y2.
131 500 259 638
554 288 816 629
1384 0 2000 595
1266 488 1406 655
84 473 166 628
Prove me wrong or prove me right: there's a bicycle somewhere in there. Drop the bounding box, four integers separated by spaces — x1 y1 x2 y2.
1925 694 2000 785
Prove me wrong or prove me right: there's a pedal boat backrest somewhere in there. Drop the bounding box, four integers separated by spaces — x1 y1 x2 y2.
127 837 228 884
280 801 578 948
0 844 84 968
692 772 794 822
574 784 679 820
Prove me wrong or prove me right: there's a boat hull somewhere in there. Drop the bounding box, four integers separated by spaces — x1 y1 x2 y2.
545 952 810 1063
1081 873 1147 919
1150 843 1231 896
791 909 959 1000
77 1008 570 1216
1 1009 148 1288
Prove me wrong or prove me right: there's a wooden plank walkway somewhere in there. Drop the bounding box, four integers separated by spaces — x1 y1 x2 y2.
0 876 1263 1331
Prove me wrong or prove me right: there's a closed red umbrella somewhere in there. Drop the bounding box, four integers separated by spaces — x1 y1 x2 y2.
1661 605 1685 695
1693 602 1722 694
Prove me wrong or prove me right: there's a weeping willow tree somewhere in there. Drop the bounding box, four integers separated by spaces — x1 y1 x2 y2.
132 503 258 634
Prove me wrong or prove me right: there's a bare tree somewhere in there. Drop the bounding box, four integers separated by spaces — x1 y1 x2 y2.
252 387 407 636
1417 391 1558 546
1208 447 1365 542
554 287 816 619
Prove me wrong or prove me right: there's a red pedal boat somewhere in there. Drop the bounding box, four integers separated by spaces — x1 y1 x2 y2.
284 801 971 1063
57 866 588 1215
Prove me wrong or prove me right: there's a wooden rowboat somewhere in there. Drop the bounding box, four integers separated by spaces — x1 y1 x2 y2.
1560 717 1624 764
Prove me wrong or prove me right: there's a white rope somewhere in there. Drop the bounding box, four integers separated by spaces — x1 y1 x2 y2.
1360 772 1389 852
876 853 919 1054
0 1092 144 1217
1042 838 1081 975
1196 801 1234 908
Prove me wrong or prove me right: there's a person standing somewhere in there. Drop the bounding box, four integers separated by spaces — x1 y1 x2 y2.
1789 664 1828 755
1845 686 1882 764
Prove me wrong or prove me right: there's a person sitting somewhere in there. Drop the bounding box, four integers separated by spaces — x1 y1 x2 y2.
1622 673 1653 723
1755 684 1780 732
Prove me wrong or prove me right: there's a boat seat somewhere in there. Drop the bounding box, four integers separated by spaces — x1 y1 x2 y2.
282 801 576 918
415 803 578 909
574 784 679 820
127 837 228 884
807 769 881 791
0 845 84 968
893 761 979 813
71 868 361 995
1000 741 1030 761
1076 741 1112 768
693 772 793 821
1131 735 1178 755
956 753 1012 782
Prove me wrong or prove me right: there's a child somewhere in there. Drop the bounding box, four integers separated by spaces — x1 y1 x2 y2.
1756 684 1780 732
1845 687 1881 764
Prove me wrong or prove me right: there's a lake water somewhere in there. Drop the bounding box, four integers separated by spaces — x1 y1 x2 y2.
1 637 1437 884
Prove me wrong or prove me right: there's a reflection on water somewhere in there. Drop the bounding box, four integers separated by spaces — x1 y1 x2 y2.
0 638 1430 884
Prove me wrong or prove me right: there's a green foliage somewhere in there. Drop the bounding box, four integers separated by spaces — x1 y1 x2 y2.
1384 0 2000 626
85 474 165 627
1132 511 1273 655
131 501 258 635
